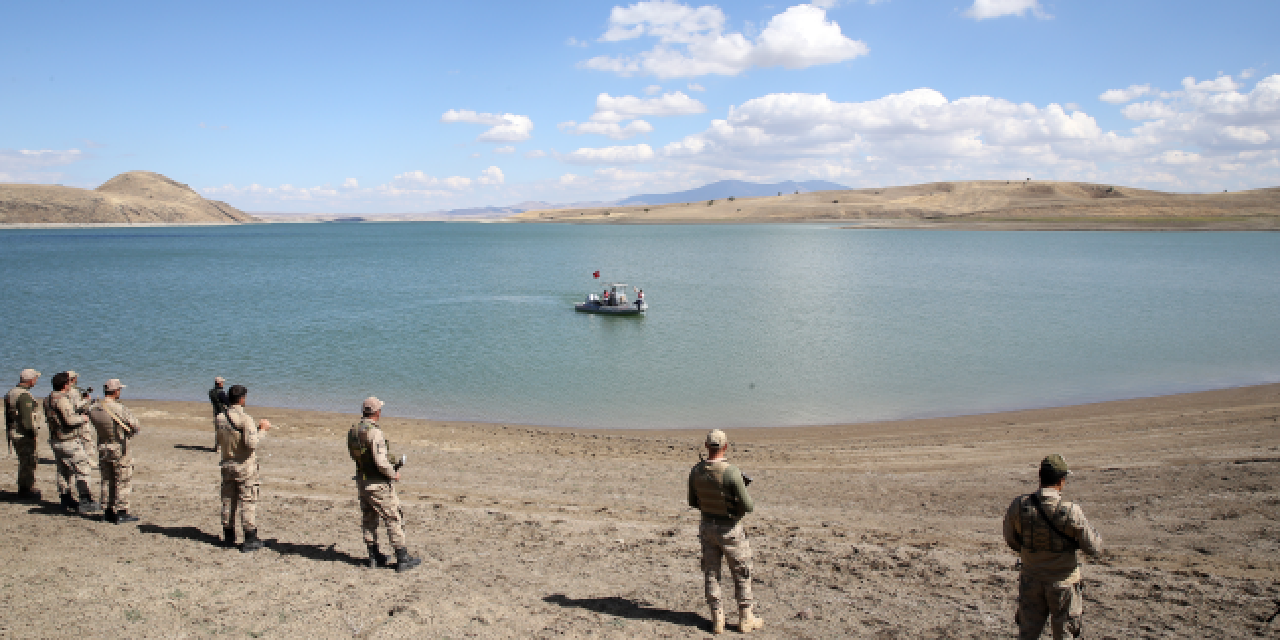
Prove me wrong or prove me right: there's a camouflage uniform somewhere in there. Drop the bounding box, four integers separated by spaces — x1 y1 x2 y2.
67 377 97 465
348 418 406 548
86 396 140 516
5 382 43 496
45 390 97 509
216 404 264 536
1004 486 1103 639
689 429 762 634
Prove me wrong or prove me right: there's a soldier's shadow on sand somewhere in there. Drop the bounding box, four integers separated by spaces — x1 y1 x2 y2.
135 525 366 567
542 594 706 631
173 444 217 452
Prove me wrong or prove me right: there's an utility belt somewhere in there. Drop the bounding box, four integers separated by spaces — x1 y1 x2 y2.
700 512 740 526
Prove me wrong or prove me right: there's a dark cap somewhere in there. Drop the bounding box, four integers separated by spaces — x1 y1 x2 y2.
1041 454 1072 476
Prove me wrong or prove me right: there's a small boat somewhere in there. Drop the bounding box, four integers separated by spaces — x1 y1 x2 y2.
576 282 647 315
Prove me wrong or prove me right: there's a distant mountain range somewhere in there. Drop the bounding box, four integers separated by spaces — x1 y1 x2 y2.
617 180 849 206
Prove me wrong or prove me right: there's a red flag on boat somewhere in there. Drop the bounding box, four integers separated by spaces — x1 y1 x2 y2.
593 270 600 279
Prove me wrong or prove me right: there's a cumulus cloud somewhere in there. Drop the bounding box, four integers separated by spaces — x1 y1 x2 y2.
644 84 663 95
581 2 867 78
592 91 707 122
964 0 1048 20
0 148 85 182
441 109 534 142
477 166 505 185
560 120 656 140
564 144 656 165
495 146 516 153
657 73 1280 191
1100 84 1153 105
525 150 548 158
343 178 359 189
559 173 585 185
687 82 705 92
559 91 706 140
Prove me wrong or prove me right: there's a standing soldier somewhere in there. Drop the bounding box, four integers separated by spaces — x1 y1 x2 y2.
688 429 763 634
215 384 271 552
45 371 100 514
209 377 228 452
1003 454 1103 640
347 397 422 572
86 379 141 524
66 371 96 458
5 369 43 500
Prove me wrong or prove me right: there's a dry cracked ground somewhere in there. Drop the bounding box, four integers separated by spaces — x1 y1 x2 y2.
2 384 1279 638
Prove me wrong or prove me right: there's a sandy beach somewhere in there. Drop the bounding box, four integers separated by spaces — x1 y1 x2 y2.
2 384 1278 638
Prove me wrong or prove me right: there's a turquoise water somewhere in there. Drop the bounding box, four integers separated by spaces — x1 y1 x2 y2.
3 223 1279 428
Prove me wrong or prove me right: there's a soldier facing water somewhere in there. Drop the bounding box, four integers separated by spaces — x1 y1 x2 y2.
45 371 100 514
347 397 422 572
215 384 271 551
209 376 228 451
4 369 44 500
66 371 97 464
1003 454 1103 640
86 379 141 524
688 429 764 634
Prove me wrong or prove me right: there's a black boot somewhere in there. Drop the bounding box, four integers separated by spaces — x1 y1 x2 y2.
394 547 422 573
223 528 237 548
60 493 78 512
241 529 264 552
367 544 388 569
115 510 140 523
16 488 41 502
104 508 118 524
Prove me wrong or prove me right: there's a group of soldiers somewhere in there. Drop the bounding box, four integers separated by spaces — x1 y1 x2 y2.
8 367 1101 638
4 368 139 523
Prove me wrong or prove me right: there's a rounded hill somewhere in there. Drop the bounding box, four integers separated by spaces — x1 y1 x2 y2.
1 171 255 224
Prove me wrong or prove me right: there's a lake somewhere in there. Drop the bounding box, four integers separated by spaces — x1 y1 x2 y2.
3 223 1278 428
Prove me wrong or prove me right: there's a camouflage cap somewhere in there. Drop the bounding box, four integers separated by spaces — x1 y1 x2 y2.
362 397 384 413
20 368 40 381
104 379 126 392
1041 453 1072 476
705 429 727 448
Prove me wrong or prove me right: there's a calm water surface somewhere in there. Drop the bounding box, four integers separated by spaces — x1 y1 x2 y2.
3 223 1278 428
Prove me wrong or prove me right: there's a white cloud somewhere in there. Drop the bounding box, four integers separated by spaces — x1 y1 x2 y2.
687 82 706 92
656 73 1280 191
1100 84 1153 105
495 145 516 153
644 84 663 95
559 173 585 185
477 166 505 185
342 178 359 189
591 91 707 122
566 37 590 47
0 148 85 183
964 0 1048 20
559 119 656 140
441 109 534 142
443 176 472 189
525 150 548 158
563 144 656 165
581 2 867 79
1241 68 1256 80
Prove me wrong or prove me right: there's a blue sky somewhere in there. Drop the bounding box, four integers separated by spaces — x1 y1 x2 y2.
3 0 1277 213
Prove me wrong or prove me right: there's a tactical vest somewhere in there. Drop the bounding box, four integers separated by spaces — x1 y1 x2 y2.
348 420 389 483
692 460 735 518
5 387 40 436
89 401 130 444
1018 494 1079 553
43 392 79 442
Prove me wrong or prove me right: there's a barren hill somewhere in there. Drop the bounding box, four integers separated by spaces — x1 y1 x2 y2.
512 180 1280 228
0 171 255 224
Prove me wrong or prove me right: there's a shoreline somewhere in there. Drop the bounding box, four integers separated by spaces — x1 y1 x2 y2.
3 381 1278 636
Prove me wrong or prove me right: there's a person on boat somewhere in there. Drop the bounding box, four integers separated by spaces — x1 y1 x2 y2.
635 288 644 310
